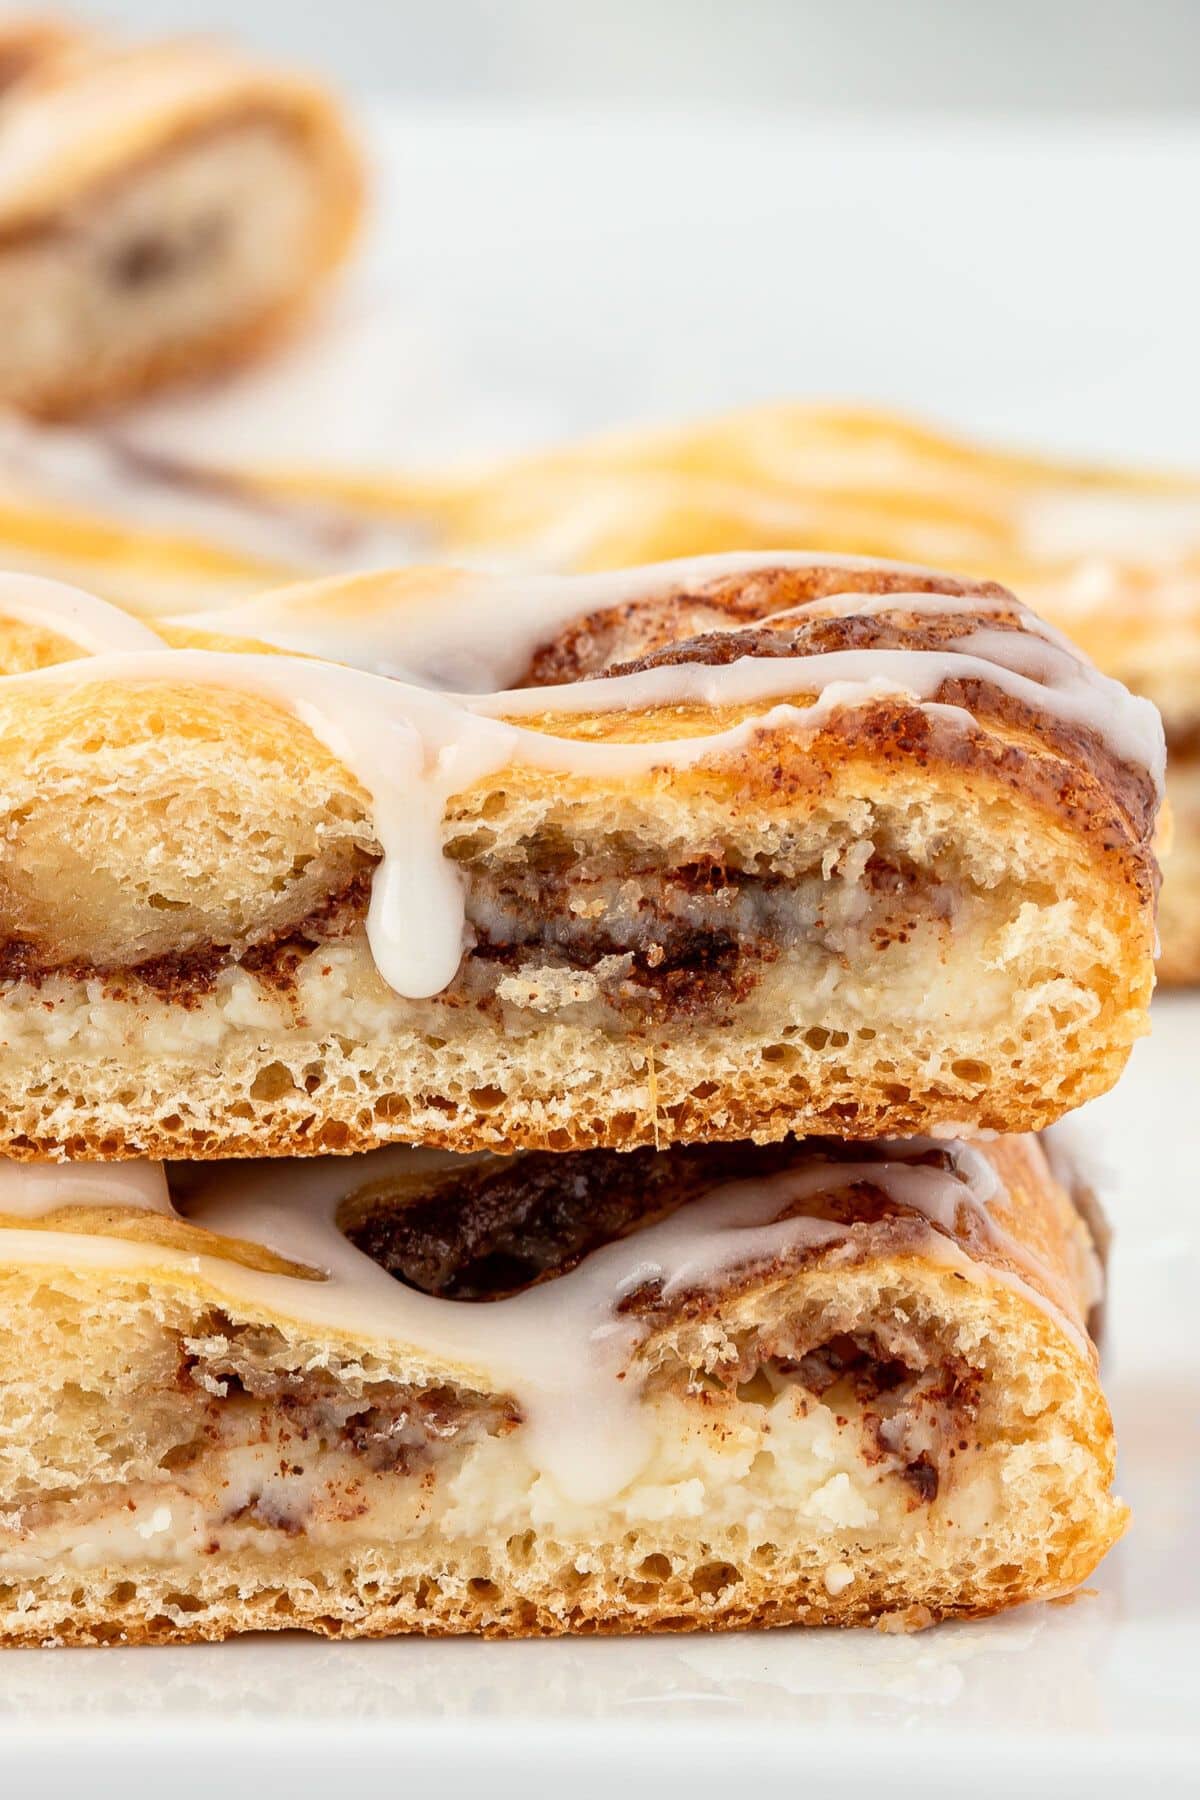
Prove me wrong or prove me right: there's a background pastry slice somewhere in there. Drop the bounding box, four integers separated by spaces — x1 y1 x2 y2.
0 15 81 98
0 1131 1123 1644
0 555 1162 1158
0 33 363 417
0 414 423 619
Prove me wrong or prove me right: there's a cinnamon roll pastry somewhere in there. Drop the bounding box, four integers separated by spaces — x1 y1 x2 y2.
0 555 1163 1160
0 33 363 417
322 402 1198 978
0 1131 1123 1645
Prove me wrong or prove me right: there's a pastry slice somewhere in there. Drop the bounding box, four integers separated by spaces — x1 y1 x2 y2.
0 1130 1123 1644
0 555 1163 1158
0 34 363 416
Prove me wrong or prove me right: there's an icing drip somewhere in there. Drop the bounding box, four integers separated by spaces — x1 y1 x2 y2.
0 559 1165 1000
0 1159 170 1220
0 572 162 654
11 646 523 998
0 1138 1089 1505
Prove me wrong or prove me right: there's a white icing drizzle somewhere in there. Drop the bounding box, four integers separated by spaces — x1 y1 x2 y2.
0 556 1164 1000
0 1138 1091 1504
0 1159 171 1219
166 552 1162 780
174 551 980 690
0 572 163 654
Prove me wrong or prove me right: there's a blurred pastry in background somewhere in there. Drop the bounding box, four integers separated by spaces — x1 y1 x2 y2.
0 413 420 615
0 13 78 95
0 24 363 417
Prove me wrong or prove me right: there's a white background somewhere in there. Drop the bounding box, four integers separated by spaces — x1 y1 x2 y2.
64 0 1200 114
128 109 1200 477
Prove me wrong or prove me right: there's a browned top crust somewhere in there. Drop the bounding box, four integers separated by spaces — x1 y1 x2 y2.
522 564 1008 684
518 565 1160 877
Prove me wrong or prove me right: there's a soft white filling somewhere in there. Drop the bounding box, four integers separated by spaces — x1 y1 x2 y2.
0 1385 996 1579
0 889 1081 1062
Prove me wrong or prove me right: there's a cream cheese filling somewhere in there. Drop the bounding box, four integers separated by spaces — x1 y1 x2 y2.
0 1383 999 1580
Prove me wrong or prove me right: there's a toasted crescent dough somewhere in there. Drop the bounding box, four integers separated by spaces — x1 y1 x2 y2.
0 35 363 417
0 556 1162 1159
0 1131 1124 1644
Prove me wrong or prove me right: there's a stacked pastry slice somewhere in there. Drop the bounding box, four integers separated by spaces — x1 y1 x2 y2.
0 553 1162 1643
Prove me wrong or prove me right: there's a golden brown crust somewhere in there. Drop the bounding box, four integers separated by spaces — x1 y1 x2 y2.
524 563 1008 678
0 1542 1123 1647
552 587 1157 850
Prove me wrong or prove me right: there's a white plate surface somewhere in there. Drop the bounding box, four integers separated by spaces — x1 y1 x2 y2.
5 112 1200 1797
